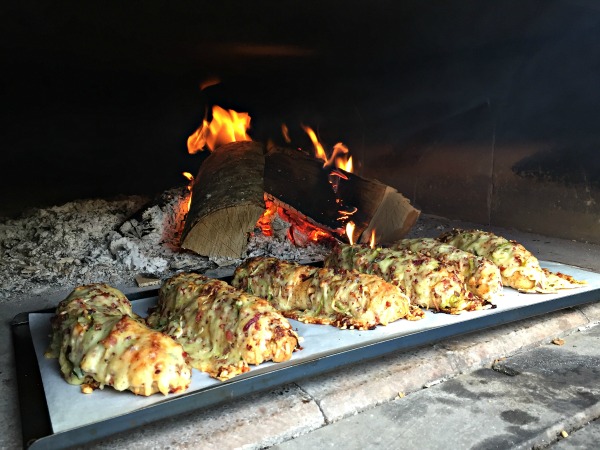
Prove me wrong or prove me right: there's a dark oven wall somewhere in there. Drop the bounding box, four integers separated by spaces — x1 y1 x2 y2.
4 1 600 243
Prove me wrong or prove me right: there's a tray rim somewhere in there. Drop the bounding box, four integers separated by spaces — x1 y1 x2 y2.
12 271 600 449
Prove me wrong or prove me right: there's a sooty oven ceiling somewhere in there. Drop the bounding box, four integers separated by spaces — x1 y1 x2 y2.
3 1 600 242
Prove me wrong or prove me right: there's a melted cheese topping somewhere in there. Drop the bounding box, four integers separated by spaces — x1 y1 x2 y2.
324 245 488 314
438 229 586 293
232 257 421 330
45 284 191 396
438 229 543 292
147 273 299 381
391 238 503 299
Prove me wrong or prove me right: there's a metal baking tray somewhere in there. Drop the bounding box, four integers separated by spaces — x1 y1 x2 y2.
12 262 600 449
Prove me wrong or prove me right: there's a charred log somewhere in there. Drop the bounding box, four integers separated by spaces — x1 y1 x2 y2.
335 172 420 244
264 145 342 234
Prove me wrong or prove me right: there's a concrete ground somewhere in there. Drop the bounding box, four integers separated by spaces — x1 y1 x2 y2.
2 225 600 449
274 323 600 450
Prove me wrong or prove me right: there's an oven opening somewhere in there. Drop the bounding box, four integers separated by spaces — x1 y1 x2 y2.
5 3 600 449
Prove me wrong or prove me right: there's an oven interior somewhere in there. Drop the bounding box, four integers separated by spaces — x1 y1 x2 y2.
4 1 600 242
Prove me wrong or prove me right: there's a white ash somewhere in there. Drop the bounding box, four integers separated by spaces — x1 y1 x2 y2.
246 214 333 263
0 187 332 302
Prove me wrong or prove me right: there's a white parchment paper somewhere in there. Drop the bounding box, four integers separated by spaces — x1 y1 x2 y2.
29 261 600 434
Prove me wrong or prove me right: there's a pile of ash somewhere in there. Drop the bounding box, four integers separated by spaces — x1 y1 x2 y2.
0 187 332 299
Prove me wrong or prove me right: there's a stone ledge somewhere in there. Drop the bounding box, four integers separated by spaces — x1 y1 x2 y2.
298 305 594 423
92 384 324 449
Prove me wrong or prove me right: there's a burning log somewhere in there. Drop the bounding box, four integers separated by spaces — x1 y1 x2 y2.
180 141 265 258
265 144 420 245
336 172 421 244
181 140 419 258
264 145 342 233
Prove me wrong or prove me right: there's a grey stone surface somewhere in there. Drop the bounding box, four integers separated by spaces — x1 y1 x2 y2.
550 419 600 449
297 306 592 423
91 384 324 450
274 324 600 450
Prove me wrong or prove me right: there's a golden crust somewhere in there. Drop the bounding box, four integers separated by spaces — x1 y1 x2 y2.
391 238 503 300
232 257 421 330
438 229 586 293
324 244 489 314
147 273 300 381
46 284 192 396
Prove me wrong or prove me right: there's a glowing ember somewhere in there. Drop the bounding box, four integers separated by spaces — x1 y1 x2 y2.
330 169 349 181
288 223 332 247
259 201 334 247
338 206 357 222
346 221 356 245
257 200 278 237
187 105 252 154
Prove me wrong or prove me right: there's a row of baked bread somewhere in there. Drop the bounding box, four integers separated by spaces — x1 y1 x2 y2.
45 229 585 397
45 259 420 396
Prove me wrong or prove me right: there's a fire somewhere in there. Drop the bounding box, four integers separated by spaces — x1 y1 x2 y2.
281 124 292 144
369 229 376 248
346 221 356 245
301 127 354 174
302 125 328 162
257 200 278 237
331 143 353 173
338 156 353 172
181 172 194 211
256 199 333 246
298 126 358 240
182 172 194 184
183 106 361 251
187 105 252 154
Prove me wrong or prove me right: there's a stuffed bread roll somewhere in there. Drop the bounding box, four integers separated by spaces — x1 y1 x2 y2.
437 229 586 293
324 244 488 314
45 284 191 396
232 257 423 330
390 238 503 300
146 273 299 381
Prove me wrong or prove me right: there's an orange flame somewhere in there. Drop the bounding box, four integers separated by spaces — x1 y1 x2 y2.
369 229 376 248
331 143 353 173
301 127 354 174
346 221 356 245
187 105 252 154
302 125 328 162
181 172 194 211
281 124 292 144
257 200 278 237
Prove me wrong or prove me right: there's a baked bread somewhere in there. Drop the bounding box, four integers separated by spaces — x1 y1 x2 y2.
232 257 422 330
391 238 502 300
45 284 191 396
324 244 489 314
438 229 586 293
147 273 300 381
